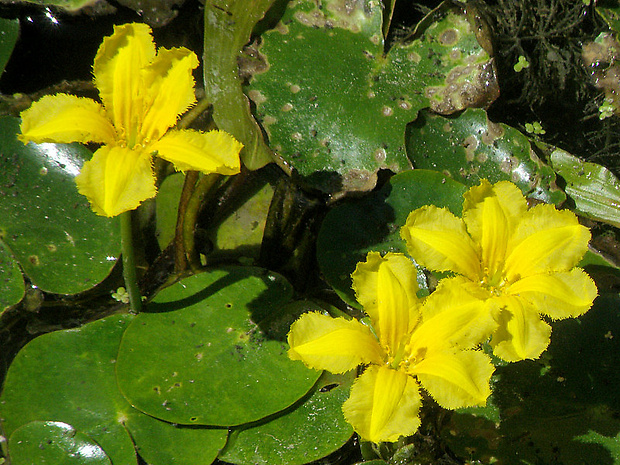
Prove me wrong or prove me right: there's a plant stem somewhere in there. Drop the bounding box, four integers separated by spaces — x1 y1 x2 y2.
121 210 142 313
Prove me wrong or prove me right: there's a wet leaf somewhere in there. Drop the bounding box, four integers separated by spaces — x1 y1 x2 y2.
220 373 354 465
0 314 228 465
9 421 112 465
316 169 466 306
407 108 565 204
0 240 24 314
550 148 620 228
116 267 320 426
203 0 275 170
248 1 497 194
0 117 119 294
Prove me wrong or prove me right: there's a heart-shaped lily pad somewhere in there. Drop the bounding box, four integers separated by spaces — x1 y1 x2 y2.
248 1 497 194
116 267 320 426
0 116 120 295
0 314 228 465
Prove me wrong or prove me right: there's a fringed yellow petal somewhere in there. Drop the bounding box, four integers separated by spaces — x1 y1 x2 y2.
508 269 597 319
463 180 527 276
75 145 156 217
412 350 494 409
287 312 384 373
150 129 242 175
505 205 591 279
352 252 421 351
415 276 497 353
491 296 552 362
140 47 199 142
401 206 480 280
343 365 421 443
93 23 155 140
19 94 116 145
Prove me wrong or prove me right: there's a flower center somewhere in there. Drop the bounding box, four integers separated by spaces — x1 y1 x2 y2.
480 267 507 295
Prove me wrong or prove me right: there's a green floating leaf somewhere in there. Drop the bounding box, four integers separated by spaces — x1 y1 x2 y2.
220 373 354 465
9 421 112 465
0 240 24 314
0 18 18 75
116 267 320 426
317 169 466 305
550 149 620 228
407 108 565 204
249 1 497 194
0 314 228 465
445 293 620 464
1 315 138 465
0 117 119 294
203 0 276 170
126 409 227 465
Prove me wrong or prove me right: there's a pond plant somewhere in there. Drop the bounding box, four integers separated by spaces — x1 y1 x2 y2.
0 1 619 464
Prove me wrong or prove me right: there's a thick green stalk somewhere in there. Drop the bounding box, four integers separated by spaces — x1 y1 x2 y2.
121 210 142 313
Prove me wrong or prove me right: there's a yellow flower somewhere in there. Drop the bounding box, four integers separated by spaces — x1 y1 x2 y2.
287 251 496 443
18 23 243 217
401 180 598 362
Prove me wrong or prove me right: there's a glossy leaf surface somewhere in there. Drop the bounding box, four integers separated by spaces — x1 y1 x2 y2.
550 148 620 228
116 267 320 426
249 2 497 194
0 315 138 465
407 108 565 204
0 117 119 294
9 421 112 465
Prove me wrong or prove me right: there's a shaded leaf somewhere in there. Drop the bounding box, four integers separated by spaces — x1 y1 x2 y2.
0 18 18 75
317 169 466 305
444 293 620 464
